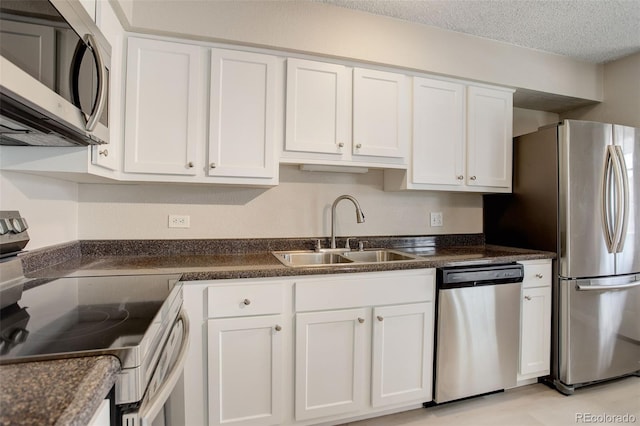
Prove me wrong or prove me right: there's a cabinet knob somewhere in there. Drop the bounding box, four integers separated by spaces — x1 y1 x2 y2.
210 163 216 169
242 299 251 306
457 175 464 180
535 273 544 279
99 149 109 157
377 316 384 322
274 325 282 332
355 143 362 149
470 176 477 181
338 142 345 148
358 317 365 324
524 295 532 301
187 161 194 168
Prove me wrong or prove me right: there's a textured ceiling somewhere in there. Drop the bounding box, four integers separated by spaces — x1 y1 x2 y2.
313 0 640 64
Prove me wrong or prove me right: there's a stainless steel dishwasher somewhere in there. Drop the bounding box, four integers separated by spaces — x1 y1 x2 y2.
434 263 524 403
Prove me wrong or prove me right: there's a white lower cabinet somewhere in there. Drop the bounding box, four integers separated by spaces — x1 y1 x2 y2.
371 303 433 407
182 269 436 426
207 315 283 426
295 308 367 420
518 260 552 381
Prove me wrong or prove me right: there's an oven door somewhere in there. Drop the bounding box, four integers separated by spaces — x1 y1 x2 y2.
120 310 189 426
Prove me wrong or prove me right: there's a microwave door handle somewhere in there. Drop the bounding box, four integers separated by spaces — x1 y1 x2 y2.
70 34 106 132
136 310 190 426
613 145 629 252
600 146 616 253
84 34 107 132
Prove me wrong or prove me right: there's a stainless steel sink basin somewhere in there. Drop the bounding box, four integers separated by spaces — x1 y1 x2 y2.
341 249 418 263
272 251 354 267
272 249 421 267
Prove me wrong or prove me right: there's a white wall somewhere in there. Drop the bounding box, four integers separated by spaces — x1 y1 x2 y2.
116 0 603 103
0 171 78 250
562 52 640 128
78 165 482 240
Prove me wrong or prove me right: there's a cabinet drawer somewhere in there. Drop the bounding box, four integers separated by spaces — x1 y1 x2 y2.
295 270 435 312
207 284 284 318
521 261 552 288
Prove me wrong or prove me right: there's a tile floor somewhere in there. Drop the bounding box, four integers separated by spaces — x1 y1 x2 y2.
344 376 639 426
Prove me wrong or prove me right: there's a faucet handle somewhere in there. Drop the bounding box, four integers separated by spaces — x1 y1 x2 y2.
344 238 352 250
358 240 368 251
314 239 322 252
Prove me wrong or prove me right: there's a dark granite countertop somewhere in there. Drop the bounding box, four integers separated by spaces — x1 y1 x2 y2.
3 235 554 425
0 356 120 426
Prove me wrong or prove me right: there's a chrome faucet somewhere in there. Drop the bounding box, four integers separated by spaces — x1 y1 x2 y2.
330 195 365 249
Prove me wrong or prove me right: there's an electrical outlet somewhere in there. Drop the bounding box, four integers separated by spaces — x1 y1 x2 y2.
430 212 443 227
168 215 190 228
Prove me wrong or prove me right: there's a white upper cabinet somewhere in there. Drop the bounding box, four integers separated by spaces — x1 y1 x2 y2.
208 49 277 180
352 68 408 159
283 59 408 168
466 85 513 189
411 77 465 186
285 58 350 156
124 37 204 176
385 77 514 193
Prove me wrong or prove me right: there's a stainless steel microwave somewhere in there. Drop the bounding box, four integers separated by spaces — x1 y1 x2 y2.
0 0 111 146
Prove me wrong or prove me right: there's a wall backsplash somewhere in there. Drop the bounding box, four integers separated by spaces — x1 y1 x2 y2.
77 166 482 241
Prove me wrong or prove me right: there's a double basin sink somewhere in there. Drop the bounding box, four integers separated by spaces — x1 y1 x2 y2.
272 249 423 267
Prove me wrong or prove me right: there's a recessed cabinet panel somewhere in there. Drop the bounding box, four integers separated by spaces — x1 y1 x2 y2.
285 58 349 155
124 38 203 175
412 78 465 185
208 49 276 178
467 86 513 188
372 303 433 407
295 309 366 421
520 286 551 376
208 316 283 426
353 68 408 159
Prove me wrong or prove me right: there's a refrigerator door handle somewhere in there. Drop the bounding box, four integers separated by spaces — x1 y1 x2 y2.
600 146 617 253
613 145 629 252
577 280 640 291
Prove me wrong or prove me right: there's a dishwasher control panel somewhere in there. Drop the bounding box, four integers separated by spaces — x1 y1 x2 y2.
437 263 524 288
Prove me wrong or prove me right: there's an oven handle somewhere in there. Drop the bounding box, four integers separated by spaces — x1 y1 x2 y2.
138 309 189 426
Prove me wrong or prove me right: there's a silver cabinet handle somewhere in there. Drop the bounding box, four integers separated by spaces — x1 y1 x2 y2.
274 325 282 332
524 295 532 301
355 143 362 149
338 142 345 148
470 176 477 181
210 163 216 169
377 316 384 322
457 175 464 180
99 149 109 157
187 162 194 168
242 299 251 306
535 273 543 279
357 317 365 324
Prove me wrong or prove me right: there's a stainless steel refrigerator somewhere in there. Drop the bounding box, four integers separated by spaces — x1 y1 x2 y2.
484 119 639 394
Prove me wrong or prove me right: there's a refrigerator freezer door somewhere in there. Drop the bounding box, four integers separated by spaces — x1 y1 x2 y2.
559 121 615 278
613 124 639 275
558 275 640 387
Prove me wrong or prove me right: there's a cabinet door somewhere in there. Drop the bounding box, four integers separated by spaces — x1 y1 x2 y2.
124 38 203 175
208 49 276 179
208 316 283 426
466 86 513 189
295 309 367 421
372 303 433 407
412 77 465 186
353 68 408 159
520 286 551 376
285 58 349 155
